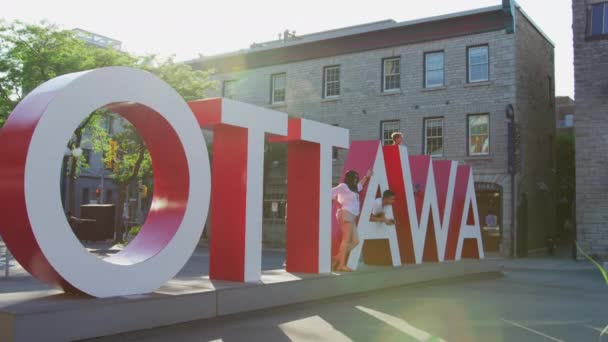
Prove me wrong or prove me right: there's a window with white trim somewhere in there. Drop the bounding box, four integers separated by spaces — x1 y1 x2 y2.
323 66 340 98
381 120 401 145
332 124 339 160
83 148 92 164
425 52 444 88
382 57 401 92
271 73 286 104
222 80 236 99
467 46 489 83
424 118 443 156
468 114 490 156
590 2 608 36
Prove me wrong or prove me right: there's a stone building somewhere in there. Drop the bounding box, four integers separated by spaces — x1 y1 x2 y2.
187 0 556 257
62 30 124 218
573 0 608 259
61 115 122 217
556 96 575 132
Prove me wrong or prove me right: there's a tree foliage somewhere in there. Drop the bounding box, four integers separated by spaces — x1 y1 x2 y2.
0 20 139 125
0 20 216 239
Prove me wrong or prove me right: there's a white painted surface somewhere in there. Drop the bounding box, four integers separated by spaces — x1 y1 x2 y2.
347 144 401 270
221 99 288 282
25 67 211 297
300 119 349 273
455 169 485 260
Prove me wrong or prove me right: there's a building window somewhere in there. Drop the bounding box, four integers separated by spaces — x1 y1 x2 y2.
323 66 340 98
381 120 401 145
83 148 92 164
382 57 401 92
590 2 608 36
222 80 236 99
332 124 340 160
565 114 574 127
105 115 114 135
424 118 443 156
468 114 490 156
105 189 113 204
271 73 286 104
467 45 489 83
424 51 444 88
82 188 90 205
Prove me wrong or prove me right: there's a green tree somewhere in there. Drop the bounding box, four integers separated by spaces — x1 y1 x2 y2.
0 20 139 214
0 20 86 121
139 55 215 101
0 20 216 238
104 58 215 242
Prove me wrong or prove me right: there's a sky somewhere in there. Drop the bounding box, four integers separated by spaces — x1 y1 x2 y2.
3 0 574 97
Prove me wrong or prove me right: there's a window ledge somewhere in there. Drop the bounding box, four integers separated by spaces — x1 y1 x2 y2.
464 155 492 161
321 96 342 103
380 90 402 96
586 34 608 41
464 81 493 88
268 103 286 109
421 86 447 92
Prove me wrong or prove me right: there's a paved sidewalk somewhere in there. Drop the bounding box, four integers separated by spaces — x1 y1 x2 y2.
0 240 286 294
497 256 596 271
1 239 599 293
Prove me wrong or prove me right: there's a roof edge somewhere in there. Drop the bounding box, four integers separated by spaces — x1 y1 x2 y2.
184 5 506 65
514 2 555 47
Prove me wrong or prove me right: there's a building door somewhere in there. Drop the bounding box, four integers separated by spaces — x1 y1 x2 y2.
475 182 503 252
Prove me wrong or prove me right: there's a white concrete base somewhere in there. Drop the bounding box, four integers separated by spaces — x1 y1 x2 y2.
0 259 501 342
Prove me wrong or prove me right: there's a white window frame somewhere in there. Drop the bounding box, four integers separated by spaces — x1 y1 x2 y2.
424 118 444 157
222 80 236 99
467 46 489 83
468 114 490 156
331 124 340 161
564 114 574 128
382 57 401 92
381 120 401 145
323 66 341 98
271 73 286 104
424 52 445 88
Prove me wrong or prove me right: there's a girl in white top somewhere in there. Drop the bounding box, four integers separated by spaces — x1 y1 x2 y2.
332 169 372 272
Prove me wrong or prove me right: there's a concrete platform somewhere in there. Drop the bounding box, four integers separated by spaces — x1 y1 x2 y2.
0 259 501 342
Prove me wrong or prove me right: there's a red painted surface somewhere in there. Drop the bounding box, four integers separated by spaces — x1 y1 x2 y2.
462 209 481 258
361 147 479 264
445 165 470 260
408 156 438 262
106 103 189 264
433 161 452 223
188 98 249 282
383 145 415 264
286 141 320 273
0 90 69 288
0 100 190 292
331 141 380 257
430 160 454 261
207 124 248 281
268 118 302 143
188 98 223 128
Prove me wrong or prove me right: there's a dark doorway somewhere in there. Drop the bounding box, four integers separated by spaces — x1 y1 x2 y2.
475 182 503 252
